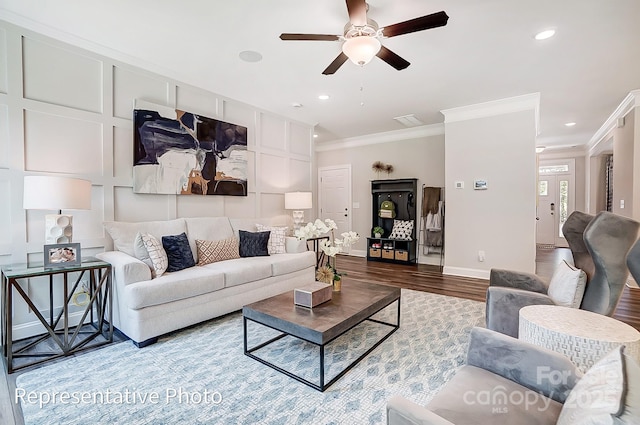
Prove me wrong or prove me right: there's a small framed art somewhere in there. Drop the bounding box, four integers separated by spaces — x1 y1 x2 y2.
44 243 81 269
474 180 488 190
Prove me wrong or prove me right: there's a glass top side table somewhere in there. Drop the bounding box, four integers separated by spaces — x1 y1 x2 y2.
1 258 113 373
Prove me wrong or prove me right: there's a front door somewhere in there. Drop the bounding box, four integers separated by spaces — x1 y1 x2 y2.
537 159 575 248
537 175 557 246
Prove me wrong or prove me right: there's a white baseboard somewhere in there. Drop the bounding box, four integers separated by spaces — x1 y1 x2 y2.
11 310 96 340
443 266 490 280
346 249 367 258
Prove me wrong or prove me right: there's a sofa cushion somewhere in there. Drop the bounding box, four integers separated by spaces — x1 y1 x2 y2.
557 346 625 425
134 232 168 278
547 260 587 308
256 224 287 254
270 252 316 276
196 238 240 265
104 219 187 257
162 232 196 272
184 217 235 261
239 230 270 257
202 257 273 288
427 365 563 425
125 267 225 310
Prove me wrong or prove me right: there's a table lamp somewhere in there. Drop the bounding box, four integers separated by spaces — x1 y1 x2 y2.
23 176 92 244
285 192 312 231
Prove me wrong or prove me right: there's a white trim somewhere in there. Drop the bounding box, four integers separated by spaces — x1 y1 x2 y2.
443 266 490 280
349 249 366 258
441 93 540 135
587 89 640 154
11 310 93 340
316 123 444 152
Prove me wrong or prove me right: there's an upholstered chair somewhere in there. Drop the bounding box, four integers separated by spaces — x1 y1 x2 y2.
386 327 640 425
627 237 640 286
486 211 640 338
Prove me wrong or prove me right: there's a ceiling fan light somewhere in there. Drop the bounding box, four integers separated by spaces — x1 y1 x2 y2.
342 36 381 66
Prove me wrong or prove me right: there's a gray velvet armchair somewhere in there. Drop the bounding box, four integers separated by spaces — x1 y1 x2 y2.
386 327 581 425
486 211 640 338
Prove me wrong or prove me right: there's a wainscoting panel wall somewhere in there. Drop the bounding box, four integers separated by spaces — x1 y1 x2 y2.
0 19 314 337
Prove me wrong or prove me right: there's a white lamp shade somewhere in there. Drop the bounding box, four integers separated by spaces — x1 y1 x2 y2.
342 36 382 66
285 192 312 210
24 176 92 211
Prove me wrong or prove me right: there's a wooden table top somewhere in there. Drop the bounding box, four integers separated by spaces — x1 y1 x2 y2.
243 280 400 345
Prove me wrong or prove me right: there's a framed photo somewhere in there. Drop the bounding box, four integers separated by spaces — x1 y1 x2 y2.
474 179 488 190
44 243 81 268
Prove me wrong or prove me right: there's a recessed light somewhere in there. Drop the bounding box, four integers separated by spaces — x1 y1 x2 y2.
318 94 330 100
534 29 556 40
239 50 263 62
291 102 303 108
313 134 319 138
564 122 576 127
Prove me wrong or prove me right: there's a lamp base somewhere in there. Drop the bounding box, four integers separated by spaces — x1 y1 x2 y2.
292 210 305 231
45 214 73 244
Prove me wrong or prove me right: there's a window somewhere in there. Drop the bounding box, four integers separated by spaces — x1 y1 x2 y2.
539 165 569 174
539 180 548 196
558 180 569 237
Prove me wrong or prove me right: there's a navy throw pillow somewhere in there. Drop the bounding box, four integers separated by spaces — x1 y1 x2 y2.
162 232 195 272
239 230 270 257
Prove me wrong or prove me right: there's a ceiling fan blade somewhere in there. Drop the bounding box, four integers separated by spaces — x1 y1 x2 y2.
346 0 367 27
381 11 449 38
280 33 340 41
376 46 410 71
322 52 349 75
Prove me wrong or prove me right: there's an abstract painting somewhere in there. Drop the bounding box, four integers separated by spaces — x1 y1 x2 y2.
133 100 248 196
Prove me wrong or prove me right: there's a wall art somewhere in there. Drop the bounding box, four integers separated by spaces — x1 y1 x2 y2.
133 100 248 196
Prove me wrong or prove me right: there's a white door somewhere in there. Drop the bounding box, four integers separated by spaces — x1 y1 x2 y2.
318 165 352 250
537 159 575 248
537 175 557 246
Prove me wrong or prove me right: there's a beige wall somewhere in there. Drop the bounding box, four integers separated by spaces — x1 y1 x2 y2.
443 101 538 279
613 111 635 217
316 133 445 264
0 20 313 338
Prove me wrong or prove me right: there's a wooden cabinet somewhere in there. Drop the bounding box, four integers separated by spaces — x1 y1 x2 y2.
367 178 418 264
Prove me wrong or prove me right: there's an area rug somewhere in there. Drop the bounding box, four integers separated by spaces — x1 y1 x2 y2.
16 289 485 424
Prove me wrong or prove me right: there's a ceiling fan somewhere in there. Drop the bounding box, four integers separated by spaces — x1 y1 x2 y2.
279 0 449 75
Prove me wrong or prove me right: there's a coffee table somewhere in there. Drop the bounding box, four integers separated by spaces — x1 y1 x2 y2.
243 280 401 391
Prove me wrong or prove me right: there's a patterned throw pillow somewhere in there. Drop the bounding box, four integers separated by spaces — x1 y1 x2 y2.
134 232 168 278
255 224 287 254
389 219 414 240
162 232 196 272
239 230 270 257
196 238 240 266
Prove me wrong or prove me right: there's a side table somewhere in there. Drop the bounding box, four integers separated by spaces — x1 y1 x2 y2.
1 258 113 373
305 236 330 270
519 305 640 372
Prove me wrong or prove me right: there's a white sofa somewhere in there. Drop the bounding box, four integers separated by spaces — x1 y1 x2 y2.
96 216 316 347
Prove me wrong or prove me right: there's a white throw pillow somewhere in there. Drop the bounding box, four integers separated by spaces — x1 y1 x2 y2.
389 219 414 240
557 346 625 425
255 224 287 254
134 232 168 278
547 260 587 308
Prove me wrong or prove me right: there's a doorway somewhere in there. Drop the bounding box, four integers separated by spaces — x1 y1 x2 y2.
318 165 352 251
536 159 575 248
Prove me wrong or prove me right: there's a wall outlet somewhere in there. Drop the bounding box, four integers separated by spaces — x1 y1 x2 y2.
620 200 625 209
478 250 485 262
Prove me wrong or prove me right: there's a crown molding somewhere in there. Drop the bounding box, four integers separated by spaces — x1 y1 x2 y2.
315 123 444 152
440 93 540 135
587 89 640 154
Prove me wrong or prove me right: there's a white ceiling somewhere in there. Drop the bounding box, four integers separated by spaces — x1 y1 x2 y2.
2 0 639 149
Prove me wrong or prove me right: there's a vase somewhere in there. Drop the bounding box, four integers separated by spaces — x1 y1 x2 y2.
374 233 381 238
333 278 341 292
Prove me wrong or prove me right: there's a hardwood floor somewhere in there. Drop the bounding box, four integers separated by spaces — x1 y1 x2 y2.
1 247 639 424
336 248 640 331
